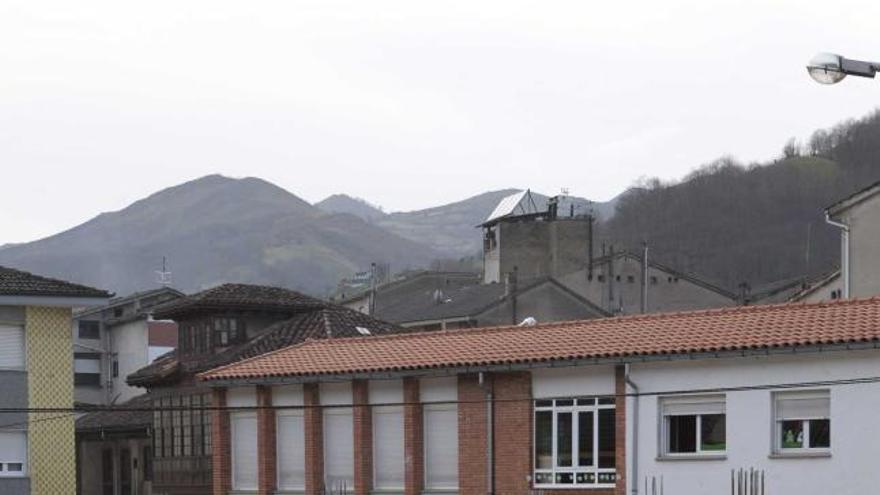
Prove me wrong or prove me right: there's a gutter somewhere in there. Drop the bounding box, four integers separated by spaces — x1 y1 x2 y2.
625 364 640 495
825 211 851 298
478 372 494 495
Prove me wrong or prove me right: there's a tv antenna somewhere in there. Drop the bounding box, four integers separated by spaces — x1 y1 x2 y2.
155 256 172 286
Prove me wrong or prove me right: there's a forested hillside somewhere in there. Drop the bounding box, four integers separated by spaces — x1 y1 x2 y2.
604 110 880 291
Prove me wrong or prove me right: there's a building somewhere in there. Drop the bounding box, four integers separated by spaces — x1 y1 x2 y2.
558 251 738 315
0 265 109 495
789 271 843 303
825 180 880 299
338 271 480 316
73 287 183 406
199 297 880 495
370 276 608 330
481 190 592 284
123 283 402 495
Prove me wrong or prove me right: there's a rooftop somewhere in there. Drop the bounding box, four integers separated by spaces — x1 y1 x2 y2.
0 265 110 299
152 283 326 319
200 297 880 382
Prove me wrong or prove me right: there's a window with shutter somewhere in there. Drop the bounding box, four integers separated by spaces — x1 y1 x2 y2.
277 412 305 491
0 431 27 477
424 403 458 490
231 413 258 490
659 395 726 457
373 406 405 490
323 408 354 491
774 390 830 452
0 325 24 369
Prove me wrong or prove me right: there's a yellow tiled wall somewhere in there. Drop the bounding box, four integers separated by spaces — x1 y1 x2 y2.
26 306 76 495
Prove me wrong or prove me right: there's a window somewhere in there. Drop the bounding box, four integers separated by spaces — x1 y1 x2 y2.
424 403 459 490
143 446 153 482
78 320 101 340
660 395 726 457
373 406 404 491
534 397 616 487
774 390 830 453
213 318 244 347
324 407 354 490
231 412 258 490
0 431 27 477
112 360 119 378
0 325 24 369
277 411 306 491
74 353 102 387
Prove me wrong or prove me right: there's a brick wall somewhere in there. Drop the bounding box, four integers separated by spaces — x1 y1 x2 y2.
403 378 423 495
257 385 276 495
212 388 231 495
352 380 373 495
494 371 533 495
304 383 324 495
458 374 488 495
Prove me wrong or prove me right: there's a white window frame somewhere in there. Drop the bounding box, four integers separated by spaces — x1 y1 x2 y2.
0 430 28 478
533 397 616 489
659 395 727 458
772 390 831 454
230 411 258 491
372 405 405 491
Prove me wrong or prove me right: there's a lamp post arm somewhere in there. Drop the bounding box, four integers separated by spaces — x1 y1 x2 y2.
840 57 879 78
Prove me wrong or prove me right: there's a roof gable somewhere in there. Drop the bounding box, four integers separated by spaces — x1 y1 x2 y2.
0 265 110 299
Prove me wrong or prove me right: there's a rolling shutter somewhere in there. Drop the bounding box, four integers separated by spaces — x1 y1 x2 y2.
231 413 257 490
323 408 354 490
277 412 305 490
373 406 404 490
424 404 458 489
0 325 24 369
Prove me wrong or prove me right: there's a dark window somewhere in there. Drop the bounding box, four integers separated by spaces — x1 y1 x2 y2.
113 308 123 318
627 275 635 283
598 409 615 468
112 360 119 378
578 411 594 466
78 320 100 340
668 415 697 453
597 275 605 283
650 276 658 285
101 449 114 495
74 353 101 387
143 446 153 482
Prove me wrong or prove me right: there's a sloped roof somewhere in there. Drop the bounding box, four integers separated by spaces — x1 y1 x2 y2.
0 265 110 299
75 286 183 319
76 394 152 432
128 305 402 387
200 297 880 382
482 189 541 226
826 180 880 217
152 283 326 319
592 251 737 300
377 277 607 324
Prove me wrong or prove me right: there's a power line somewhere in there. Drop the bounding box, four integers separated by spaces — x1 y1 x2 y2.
1 374 878 416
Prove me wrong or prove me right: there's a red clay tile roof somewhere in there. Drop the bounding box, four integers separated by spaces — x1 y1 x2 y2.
200 297 880 382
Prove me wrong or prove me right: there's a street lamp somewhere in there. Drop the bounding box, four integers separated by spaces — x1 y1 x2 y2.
807 52 879 85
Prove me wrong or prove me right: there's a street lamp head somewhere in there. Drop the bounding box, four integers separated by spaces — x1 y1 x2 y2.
807 53 847 85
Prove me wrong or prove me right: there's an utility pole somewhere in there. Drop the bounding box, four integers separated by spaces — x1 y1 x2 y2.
641 241 649 314
368 262 377 316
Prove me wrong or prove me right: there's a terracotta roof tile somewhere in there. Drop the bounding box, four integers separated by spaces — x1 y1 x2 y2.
200 297 880 382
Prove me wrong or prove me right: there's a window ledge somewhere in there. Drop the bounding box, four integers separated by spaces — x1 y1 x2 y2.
656 454 727 462
274 491 306 495
372 490 405 495
769 451 831 459
421 490 459 495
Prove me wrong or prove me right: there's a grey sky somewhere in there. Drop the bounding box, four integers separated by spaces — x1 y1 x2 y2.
1 0 877 244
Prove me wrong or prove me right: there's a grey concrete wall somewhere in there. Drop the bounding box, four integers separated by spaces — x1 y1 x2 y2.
477 282 603 326
0 478 30 495
559 257 736 315
843 196 880 298
487 219 590 284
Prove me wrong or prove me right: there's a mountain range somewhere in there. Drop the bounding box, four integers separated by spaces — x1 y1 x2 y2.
0 176 614 296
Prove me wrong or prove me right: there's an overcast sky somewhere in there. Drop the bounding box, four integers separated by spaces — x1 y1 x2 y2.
1 0 878 244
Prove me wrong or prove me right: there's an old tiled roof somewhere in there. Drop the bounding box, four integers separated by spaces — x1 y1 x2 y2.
0 265 110 298
152 283 326 319
200 297 880 381
128 305 403 387
76 394 152 432
376 277 607 323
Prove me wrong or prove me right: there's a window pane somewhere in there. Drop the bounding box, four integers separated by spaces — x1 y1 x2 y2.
780 420 804 449
809 419 830 448
557 412 573 466
700 414 726 451
598 409 615 468
668 415 697 453
578 411 594 467
535 411 553 469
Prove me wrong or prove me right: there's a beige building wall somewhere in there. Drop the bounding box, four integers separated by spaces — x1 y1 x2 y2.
26 306 76 495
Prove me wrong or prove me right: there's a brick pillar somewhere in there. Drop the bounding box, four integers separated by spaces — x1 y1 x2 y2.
257 385 277 495
212 388 232 495
353 380 373 495
494 371 533 495
403 378 423 495
615 365 628 495
304 383 324 495
458 374 488 495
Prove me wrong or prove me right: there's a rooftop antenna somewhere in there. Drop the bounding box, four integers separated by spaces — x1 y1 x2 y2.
155 256 172 286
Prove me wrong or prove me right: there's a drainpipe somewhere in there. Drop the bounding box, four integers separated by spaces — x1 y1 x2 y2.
624 364 640 495
478 372 494 495
825 212 850 299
